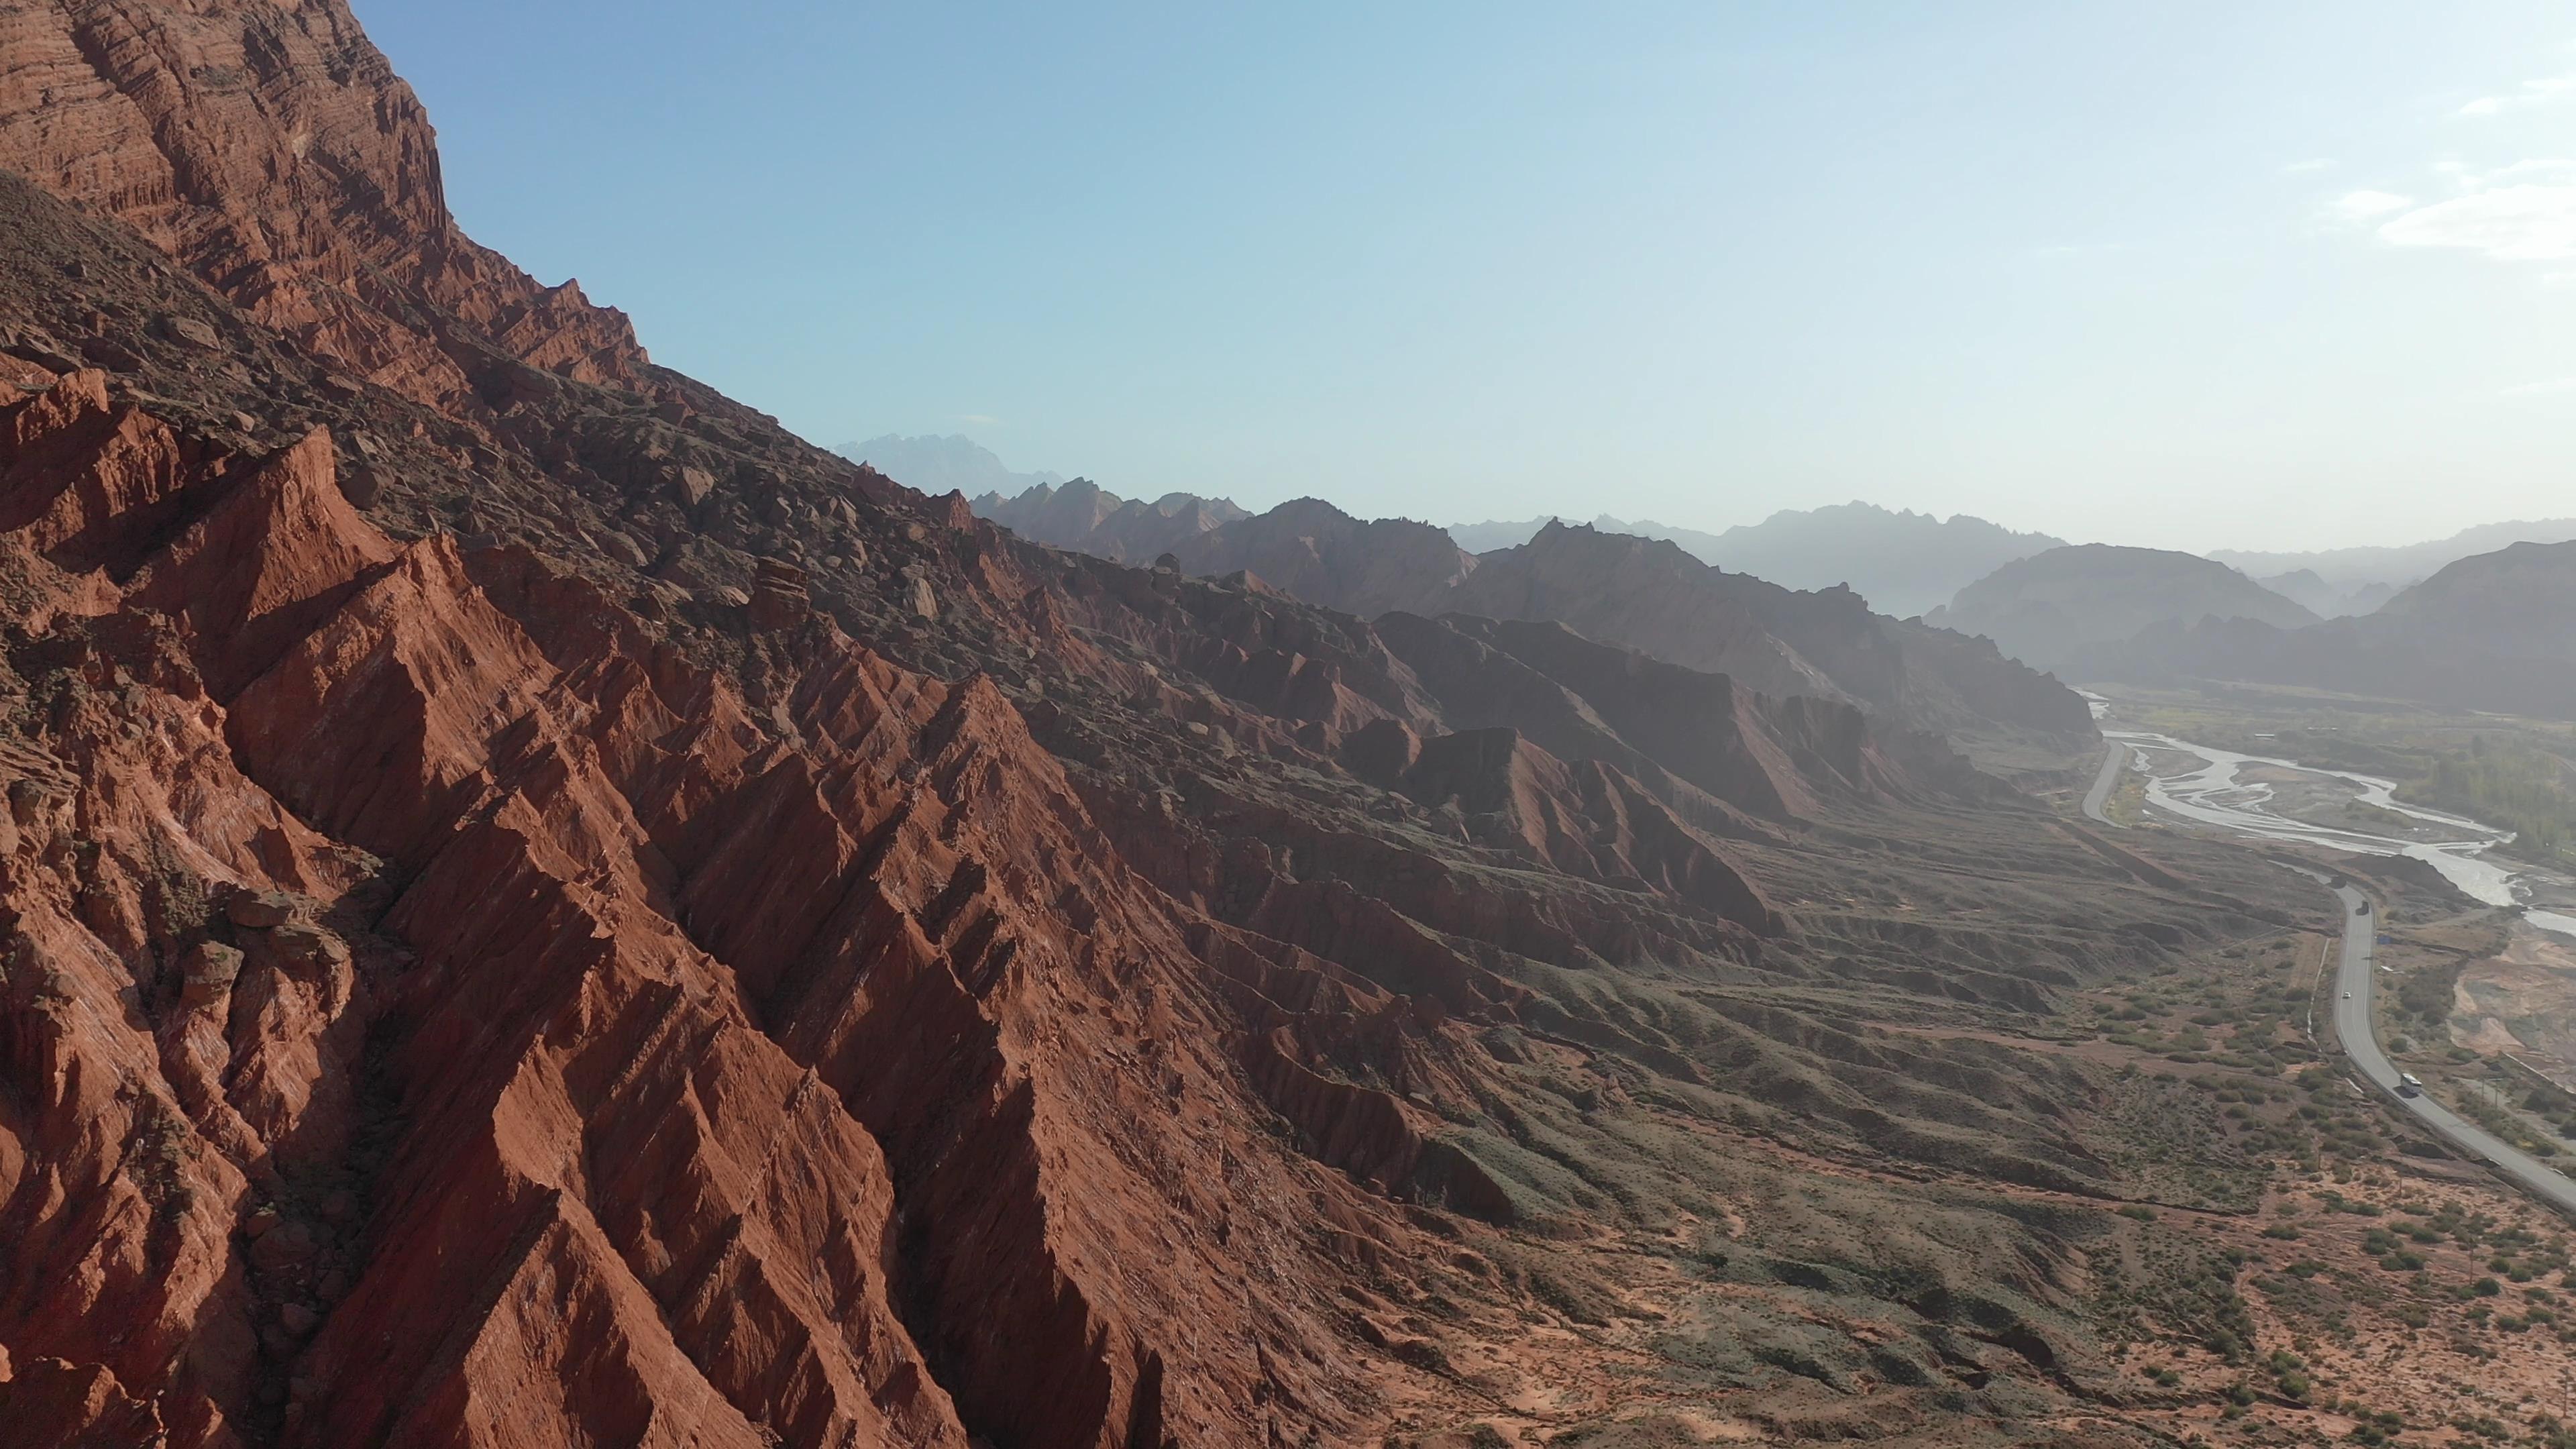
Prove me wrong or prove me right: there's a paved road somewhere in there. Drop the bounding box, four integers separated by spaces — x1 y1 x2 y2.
2323 878 2576 1218
2080 739 2127 826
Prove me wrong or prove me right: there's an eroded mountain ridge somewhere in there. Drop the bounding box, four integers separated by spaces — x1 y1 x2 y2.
0 5 2399 1447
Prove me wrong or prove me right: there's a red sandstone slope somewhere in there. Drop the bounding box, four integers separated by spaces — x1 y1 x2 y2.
0 0 649 407
0 302 1830 1444
0 365 1464 1445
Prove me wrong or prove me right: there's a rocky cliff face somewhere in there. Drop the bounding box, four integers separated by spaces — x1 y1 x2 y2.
0 0 651 408
0 7 2307 1444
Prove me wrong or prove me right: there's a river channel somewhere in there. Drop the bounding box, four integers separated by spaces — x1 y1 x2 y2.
2104 728 2576 941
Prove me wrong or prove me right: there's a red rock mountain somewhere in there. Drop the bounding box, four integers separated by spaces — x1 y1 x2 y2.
0 0 650 407
977 494 2096 751
0 6 2297 1446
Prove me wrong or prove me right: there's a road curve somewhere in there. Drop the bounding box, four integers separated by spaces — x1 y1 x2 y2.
2324 879 2576 1218
2081 739 2127 826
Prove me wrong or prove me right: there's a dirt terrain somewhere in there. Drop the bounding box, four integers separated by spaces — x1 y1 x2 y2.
2455 930 2576 1070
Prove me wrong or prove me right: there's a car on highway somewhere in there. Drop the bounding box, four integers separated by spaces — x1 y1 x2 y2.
2341 991 2352 999
2354 902 2369 915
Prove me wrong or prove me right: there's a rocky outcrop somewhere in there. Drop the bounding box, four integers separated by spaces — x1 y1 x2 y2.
0 0 651 407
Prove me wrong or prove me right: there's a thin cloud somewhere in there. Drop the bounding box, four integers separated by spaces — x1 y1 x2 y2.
2279 158 2336 174
2455 157 2576 188
2377 184 2576 260
2330 189 2414 221
2501 377 2576 396
2339 57 2576 268
2459 71 2576 117
959 413 1003 426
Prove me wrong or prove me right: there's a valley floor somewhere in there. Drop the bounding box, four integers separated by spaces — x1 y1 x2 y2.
1381 885 2576 1446
1368 691 2576 1446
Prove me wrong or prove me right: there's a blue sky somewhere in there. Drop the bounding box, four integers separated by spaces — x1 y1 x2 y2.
362 1 2576 551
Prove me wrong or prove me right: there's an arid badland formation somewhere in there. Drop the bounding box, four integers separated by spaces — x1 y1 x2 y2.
0 5 2571 1448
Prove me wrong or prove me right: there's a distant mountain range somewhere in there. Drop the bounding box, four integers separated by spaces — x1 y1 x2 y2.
1445 504 2065 618
837 433 1067 498
967 485 2092 748
1450 508 2576 625
2247 569 2398 621
1900 533 2576 720
2070 540 2576 718
933 451 2576 629
1925 545 2319 674
964 462 2576 722
2211 518 2576 596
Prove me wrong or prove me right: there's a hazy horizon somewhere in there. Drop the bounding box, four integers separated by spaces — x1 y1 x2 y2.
366 1 2576 553
851 430 2576 561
